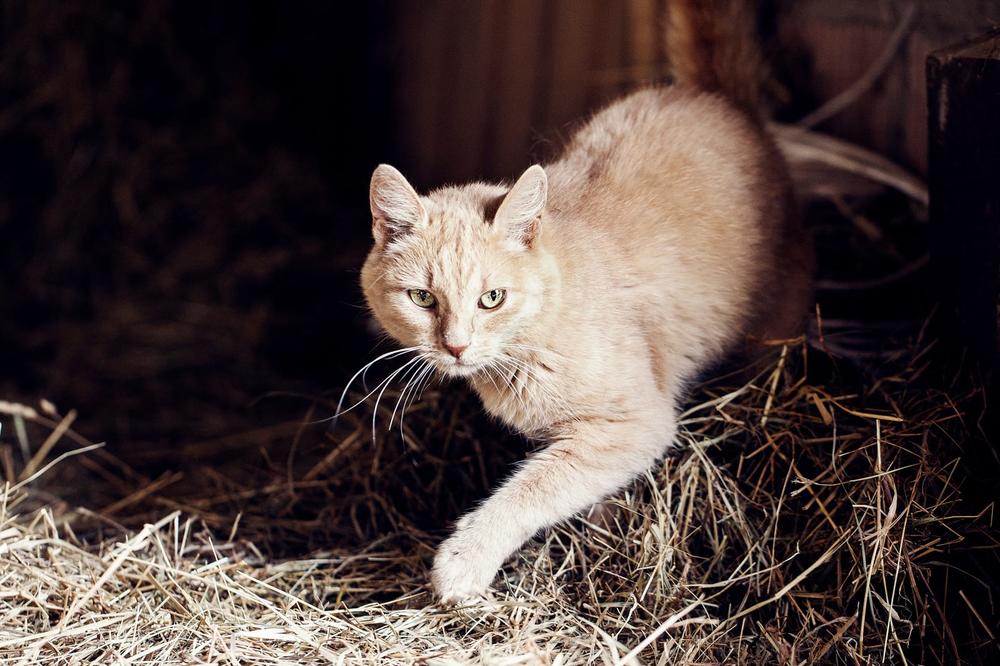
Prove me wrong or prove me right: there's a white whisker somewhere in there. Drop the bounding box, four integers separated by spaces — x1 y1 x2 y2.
481 364 504 395
414 362 438 401
324 347 420 429
501 355 544 380
388 355 431 433
498 354 570 413
371 355 425 444
491 360 529 414
400 361 437 440
408 362 436 410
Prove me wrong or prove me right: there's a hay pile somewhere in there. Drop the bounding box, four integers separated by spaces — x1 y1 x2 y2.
1 343 996 664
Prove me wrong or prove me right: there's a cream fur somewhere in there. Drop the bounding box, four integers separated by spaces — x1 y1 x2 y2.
361 86 812 602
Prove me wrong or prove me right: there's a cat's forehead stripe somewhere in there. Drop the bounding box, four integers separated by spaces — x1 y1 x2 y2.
429 231 484 295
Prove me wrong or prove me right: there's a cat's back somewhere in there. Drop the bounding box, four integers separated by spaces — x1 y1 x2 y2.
546 86 786 240
543 85 808 359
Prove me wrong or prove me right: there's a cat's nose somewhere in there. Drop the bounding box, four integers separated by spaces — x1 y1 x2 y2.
445 343 468 359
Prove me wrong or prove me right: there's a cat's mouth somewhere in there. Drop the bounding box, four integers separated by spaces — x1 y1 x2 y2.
434 354 485 377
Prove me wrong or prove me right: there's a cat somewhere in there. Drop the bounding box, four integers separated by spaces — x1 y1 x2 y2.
359 0 812 602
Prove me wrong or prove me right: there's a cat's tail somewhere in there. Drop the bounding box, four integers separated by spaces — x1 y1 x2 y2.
665 0 771 115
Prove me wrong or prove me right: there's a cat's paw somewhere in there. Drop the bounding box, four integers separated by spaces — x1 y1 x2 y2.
431 519 503 603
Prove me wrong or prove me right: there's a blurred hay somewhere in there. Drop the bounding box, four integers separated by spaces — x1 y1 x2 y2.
2 344 997 664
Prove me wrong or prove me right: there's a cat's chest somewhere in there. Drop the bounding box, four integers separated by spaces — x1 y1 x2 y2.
471 364 567 436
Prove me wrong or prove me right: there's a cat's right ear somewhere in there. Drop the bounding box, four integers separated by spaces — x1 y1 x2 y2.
370 164 425 247
494 164 547 248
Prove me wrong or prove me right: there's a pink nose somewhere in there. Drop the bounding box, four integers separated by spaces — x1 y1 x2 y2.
445 343 468 359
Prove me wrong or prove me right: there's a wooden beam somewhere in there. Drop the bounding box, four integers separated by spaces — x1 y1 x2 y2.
927 29 1000 377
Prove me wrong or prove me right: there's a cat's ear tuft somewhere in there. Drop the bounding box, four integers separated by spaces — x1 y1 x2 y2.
370 164 425 246
495 164 547 247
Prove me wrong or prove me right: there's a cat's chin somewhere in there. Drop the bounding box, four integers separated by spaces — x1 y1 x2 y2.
439 361 484 379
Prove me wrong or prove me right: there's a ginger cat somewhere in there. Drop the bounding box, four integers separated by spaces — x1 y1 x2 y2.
359 0 812 602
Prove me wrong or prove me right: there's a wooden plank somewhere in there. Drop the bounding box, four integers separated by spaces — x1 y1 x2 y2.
544 0 600 141
488 0 546 179
437 0 495 182
627 0 660 84
927 28 1000 376
902 33 932 172
589 0 628 105
399 0 451 186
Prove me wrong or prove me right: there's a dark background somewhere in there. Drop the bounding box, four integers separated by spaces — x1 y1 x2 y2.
0 2 397 450
1 1 996 463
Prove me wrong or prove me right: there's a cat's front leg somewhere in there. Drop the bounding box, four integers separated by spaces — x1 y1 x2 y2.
432 408 675 602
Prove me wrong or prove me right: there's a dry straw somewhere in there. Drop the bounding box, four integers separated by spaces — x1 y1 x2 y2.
1 340 996 664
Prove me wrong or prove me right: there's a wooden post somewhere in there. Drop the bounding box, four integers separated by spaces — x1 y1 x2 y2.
926 33 1000 657
927 29 1000 379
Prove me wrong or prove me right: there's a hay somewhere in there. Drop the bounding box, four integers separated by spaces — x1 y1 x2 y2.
1 343 996 664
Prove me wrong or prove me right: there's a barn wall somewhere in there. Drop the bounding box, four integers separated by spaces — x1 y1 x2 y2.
391 0 666 186
384 0 999 185
779 0 998 174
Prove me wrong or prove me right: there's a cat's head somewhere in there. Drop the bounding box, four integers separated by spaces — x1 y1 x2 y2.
361 164 556 377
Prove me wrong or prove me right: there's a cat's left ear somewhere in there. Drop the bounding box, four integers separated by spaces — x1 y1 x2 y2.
495 164 547 248
370 164 426 247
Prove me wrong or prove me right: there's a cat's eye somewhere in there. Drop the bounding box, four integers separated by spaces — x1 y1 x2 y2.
408 289 436 308
479 289 506 309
